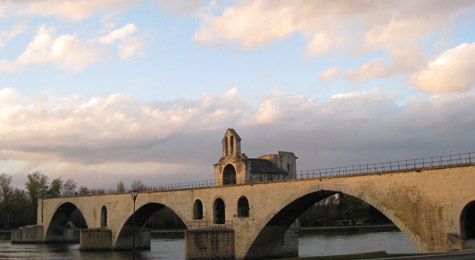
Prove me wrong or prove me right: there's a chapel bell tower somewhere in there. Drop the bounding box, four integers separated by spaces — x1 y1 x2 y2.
222 128 241 157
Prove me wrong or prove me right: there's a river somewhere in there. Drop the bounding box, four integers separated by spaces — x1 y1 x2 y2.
0 230 419 259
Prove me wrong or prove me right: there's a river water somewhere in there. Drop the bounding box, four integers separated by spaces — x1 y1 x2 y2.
0 230 419 259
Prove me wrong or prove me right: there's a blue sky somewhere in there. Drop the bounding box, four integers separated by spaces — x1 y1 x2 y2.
1 0 474 188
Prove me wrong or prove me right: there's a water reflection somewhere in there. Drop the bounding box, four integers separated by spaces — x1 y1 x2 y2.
0 230 417 259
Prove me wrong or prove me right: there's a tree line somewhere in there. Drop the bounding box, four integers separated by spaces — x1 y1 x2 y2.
0 171 151 230
299 193 390 227
0 171 85 229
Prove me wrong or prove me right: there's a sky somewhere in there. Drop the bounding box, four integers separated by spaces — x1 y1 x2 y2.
0 0 474 189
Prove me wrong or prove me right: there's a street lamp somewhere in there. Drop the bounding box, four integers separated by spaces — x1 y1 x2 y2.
131 190 139 260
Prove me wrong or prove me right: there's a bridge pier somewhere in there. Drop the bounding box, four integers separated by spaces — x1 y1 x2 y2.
243 222 299 259
185 229 235 260
79 228 151 251
11 225 44 243
80 228 112 250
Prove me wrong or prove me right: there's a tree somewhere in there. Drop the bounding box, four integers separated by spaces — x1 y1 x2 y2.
0 173 13 202
9 188 30 228
78 186 91 196
25 171 48 223
117 181 126 193
0 173 13 228
62 179 77 196
47 178 63 197
132 180 146 191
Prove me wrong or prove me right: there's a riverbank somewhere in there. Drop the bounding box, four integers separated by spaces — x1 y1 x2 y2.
271 250 475 260
300 224 398 234
150 224 398 236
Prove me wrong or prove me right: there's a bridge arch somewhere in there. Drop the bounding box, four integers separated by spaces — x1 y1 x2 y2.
243 183 422 259
460 200 475 240
45 202 88 242
114 202 187 250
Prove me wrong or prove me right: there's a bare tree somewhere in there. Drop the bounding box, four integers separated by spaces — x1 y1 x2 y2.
62 179 77 196
131 180 146 191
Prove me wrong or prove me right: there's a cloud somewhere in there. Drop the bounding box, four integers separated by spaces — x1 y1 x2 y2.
99 24 138 44
195 1 473 52
0 23 26 48
2 0 138 21
344 58 392 82
194 0 474 83
320 66 340 82
410 43 475 93
2 87 474 188
0 24 145 72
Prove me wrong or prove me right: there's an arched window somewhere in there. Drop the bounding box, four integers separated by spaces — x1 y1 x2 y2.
101 206 107 227
223 164 237 185
237 196 249 217
224 137 228 156
461 200 475 240
193 199 203 220
230 136 234 155
214 198 225 224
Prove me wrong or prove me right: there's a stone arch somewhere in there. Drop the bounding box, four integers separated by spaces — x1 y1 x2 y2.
193 199 203 220
460 200 475 240
223 164 237 185
238 196 250 217
45 202 88 242
101 205 107 227
243 183 423 259
214 198 226 224
114 202 187 250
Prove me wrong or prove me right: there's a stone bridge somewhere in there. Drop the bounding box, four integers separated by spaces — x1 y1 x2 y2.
33 163 475 259
12 130 475 259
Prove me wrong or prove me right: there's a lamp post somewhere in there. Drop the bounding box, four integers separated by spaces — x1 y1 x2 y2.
131 190 139 260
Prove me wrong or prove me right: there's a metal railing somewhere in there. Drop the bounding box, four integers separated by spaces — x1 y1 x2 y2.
186 221 233 230
297 152 474 179
47 152 473 198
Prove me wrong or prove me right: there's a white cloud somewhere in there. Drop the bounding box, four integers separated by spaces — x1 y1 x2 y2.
99 24 137 44
410 43 475 93
344 58 391 82
320 66 340 82
194 0 474 83
118 36 145 60
0 23 26 48
3 0 138 21
0 24 145 72
1 87 474 188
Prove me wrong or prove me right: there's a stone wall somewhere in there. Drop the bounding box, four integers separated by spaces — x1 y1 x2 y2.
11 225 43 243
80 228 112 250
185 229 235 260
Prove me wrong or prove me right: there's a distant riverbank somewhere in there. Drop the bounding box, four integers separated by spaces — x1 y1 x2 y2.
150 224 398 236
0 230 10 240
300 224 397 234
